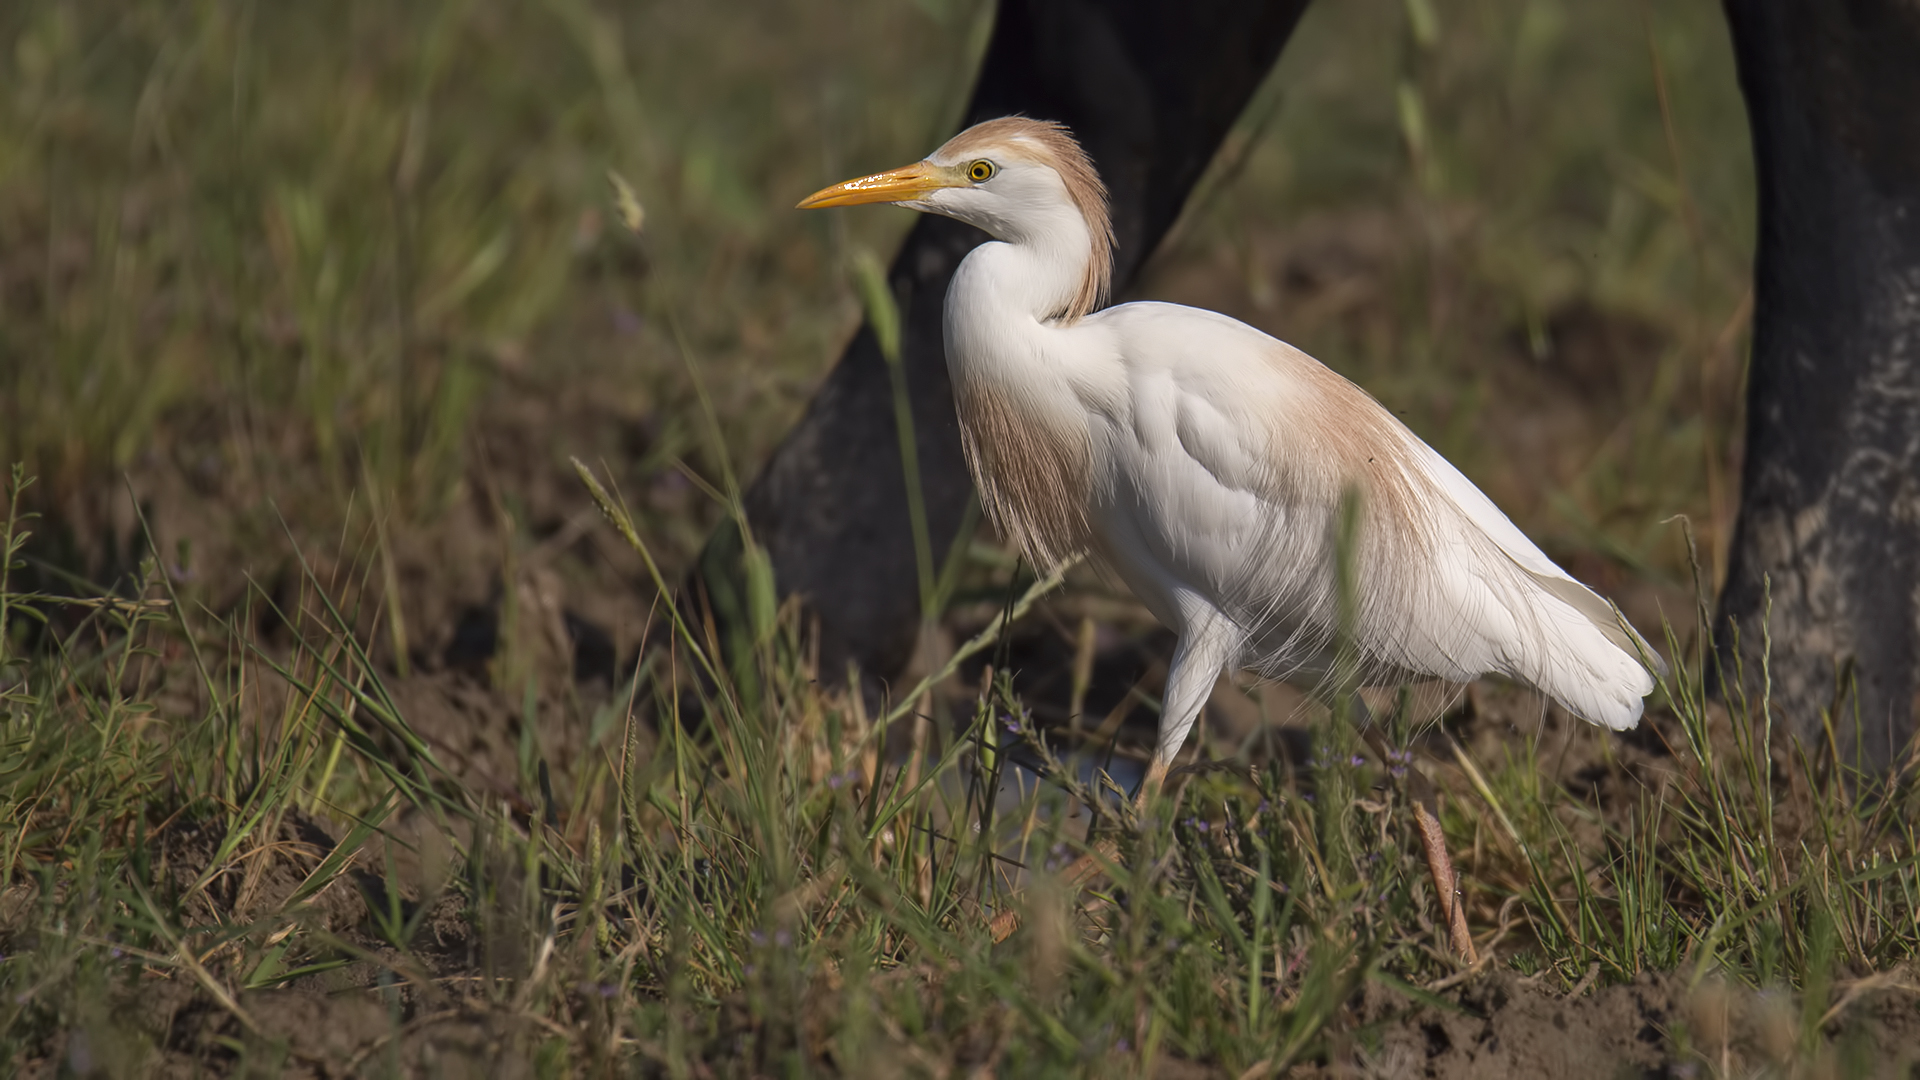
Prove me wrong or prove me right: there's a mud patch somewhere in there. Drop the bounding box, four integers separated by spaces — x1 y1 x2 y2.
1296 968 1920 1079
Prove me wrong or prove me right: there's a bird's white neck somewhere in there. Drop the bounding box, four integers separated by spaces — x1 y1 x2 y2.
945 200 1100 337
939 215 1107 571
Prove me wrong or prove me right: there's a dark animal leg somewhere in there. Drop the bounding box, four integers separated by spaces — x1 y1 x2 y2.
1717 1 1920 771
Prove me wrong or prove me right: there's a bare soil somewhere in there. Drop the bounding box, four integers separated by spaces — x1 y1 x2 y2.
43 801 1920 1079
21 211 1914 1077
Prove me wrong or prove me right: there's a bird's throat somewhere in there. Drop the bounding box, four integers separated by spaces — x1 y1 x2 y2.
944 242 1100 569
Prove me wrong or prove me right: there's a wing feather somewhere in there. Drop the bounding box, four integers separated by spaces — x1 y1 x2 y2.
1093 301 1661 729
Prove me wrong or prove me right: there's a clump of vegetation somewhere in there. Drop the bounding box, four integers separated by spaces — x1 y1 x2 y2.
4 454 1918 1076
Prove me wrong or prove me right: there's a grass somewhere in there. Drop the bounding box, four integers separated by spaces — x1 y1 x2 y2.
2 0 1917 1075
4 451 1918 1075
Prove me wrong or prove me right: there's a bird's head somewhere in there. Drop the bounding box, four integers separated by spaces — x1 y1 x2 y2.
799 117 1113 320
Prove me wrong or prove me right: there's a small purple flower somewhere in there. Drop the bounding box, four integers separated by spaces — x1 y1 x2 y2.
1348 754 1367 767
1195 820 1209 833
774 929 793 949
748 930 767 947
1114 1039 1131 1053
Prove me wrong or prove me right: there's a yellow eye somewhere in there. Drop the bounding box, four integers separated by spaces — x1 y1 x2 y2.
967 160 995 183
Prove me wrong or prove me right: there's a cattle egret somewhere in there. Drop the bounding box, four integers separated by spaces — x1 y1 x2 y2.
800 117 1664 957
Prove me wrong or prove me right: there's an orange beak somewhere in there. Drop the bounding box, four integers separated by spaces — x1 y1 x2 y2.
797 162 957 209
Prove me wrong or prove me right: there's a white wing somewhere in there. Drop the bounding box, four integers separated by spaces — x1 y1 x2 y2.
1088 301 1661 730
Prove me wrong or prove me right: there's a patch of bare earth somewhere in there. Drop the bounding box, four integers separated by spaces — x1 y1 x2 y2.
1306 968 1920 1079
16 203 1860 1077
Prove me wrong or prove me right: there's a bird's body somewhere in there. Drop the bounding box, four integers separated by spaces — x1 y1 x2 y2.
802 117 1662 786
950 283 1660 758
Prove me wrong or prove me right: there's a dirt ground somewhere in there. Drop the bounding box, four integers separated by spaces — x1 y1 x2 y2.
23 200 1911 1076
45 801 1920 1078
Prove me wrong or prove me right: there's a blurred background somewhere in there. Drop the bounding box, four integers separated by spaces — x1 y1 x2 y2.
1 0 1752 774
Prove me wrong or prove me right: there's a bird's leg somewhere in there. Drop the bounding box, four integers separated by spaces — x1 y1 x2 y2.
991 620 1234 942
1147 613 1238 790
1136 756 1171 809
1105 621 1232 803
1354 719 1476 964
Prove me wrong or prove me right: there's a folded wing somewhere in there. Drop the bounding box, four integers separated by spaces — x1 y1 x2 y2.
1099 302 1662 730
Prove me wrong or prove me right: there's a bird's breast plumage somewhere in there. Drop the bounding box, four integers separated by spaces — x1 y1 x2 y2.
950 373 1095 570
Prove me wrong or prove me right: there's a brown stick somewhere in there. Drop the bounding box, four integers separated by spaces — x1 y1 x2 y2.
1411 796 1476 963
1361 727 1476 963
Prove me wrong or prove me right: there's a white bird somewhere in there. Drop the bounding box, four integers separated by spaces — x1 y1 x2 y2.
800 117 1664 954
